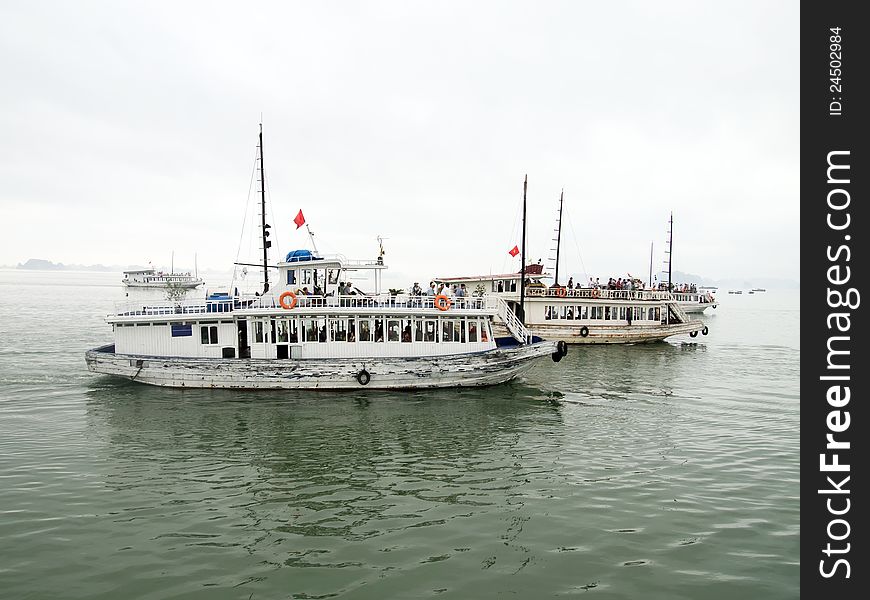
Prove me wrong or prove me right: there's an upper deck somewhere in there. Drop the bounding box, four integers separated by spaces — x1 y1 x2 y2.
110 293 495 322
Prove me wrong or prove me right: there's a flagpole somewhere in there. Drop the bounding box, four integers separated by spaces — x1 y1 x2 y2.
520 174 527 326
259 123 271 294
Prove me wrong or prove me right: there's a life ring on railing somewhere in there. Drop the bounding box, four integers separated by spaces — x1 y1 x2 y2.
591 288 600 299
356 369 371 385
556 287 567 298
279 291 297 310
579 326 589 338
434 294 452 311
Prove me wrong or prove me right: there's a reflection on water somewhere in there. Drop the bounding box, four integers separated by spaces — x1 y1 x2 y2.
0 271 799 599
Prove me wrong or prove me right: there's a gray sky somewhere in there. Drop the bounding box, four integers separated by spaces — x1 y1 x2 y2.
0 1 799 288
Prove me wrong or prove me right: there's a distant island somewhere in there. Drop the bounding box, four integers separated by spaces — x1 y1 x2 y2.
15 258 123 272
11 258 227 275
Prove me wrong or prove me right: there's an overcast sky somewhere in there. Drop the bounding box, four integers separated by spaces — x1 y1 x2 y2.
0 1 799 288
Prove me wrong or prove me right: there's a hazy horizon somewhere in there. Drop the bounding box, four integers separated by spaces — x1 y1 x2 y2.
1 1 799 289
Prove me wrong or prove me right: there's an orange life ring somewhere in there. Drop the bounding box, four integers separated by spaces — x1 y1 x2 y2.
556 287 567 298
434 294 452 311
279 291 297 310
591 288 600 299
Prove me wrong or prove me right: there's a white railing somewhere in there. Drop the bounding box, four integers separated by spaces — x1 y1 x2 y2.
494 297 532 344
113 293 490 317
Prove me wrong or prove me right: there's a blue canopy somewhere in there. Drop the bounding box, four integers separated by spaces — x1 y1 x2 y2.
285 249 320 263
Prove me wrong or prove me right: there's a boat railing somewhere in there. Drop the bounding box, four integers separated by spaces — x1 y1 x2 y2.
113 293 490 317
525 287 672 301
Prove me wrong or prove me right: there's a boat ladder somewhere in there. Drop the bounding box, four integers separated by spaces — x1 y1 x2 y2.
493 296 533 344
668 298 692 324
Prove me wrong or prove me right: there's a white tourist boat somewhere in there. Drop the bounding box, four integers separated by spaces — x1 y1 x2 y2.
670 288 717 314
122 268 204 289
435 185 708 345
436 269 707 344
87 128 564 390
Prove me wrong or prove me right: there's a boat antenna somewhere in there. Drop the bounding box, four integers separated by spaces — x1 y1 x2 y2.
259 122 272 294
553 188 564 286
195 252 198 280
667 212 673 292
519 174 527 324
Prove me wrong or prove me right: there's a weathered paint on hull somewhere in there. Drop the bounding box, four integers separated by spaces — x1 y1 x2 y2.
85 343 557 390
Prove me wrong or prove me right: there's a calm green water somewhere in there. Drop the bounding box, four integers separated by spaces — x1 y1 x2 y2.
0 271 799 599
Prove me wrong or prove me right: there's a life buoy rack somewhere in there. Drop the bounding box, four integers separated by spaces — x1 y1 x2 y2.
434 294 452 311
579 326 589 338
356 369 371 385
555 287 567 298
279 291 298 310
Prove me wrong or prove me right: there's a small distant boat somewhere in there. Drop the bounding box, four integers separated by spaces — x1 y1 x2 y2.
122 268 204 289
727 290 742 295
750 288 766 292
748 290 755 295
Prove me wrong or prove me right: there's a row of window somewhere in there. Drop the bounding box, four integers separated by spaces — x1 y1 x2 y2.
543 305 662 322
252 316 492 345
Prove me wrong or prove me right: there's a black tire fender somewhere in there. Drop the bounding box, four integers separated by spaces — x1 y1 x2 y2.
579 326 589 338
689 330 698 338
702 326 709 336
356 369 371 385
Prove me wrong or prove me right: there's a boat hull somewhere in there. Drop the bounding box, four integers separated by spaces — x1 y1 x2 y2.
85 342 557 390
502 320 705 344
679 303 714 314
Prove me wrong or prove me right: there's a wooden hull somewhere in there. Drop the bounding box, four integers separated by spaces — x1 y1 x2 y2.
495 321 705 344
85 342 557 390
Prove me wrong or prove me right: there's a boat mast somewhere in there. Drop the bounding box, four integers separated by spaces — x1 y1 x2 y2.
553 189 564 286
648 241 653 288
259 123 271 294
519 174 527 324
667 212 673 292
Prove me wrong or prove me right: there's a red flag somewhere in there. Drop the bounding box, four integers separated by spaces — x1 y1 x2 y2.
508 245 519 257
294 210 306 229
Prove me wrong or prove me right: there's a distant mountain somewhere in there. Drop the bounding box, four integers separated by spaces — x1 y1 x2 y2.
16 258 142 272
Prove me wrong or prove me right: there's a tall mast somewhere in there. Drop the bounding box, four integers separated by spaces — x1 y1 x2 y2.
259 123 271 294
519 174 528 324
553 189 564 286
667 212 673 292
648 241 653 288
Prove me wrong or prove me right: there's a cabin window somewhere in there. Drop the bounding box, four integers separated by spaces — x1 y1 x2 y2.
330 318 348 342
254 321 264 343
276 320 289 343
481 320 490 342
359 319 372 342
374 318 384 342
401 319 412 343
633 307 643 321
604 306 612 320
468 320 479 343
454 319 465 343
171 323 192 337
566 306 574 320
441 319 453 342
200 325 218 344
559 306 567 320
654 307 661 321
648 307 655 321
302 319 320 343
414 319 424 342
328 269 339 285
387 320 401 342
423 320 436 342
287 270 296 285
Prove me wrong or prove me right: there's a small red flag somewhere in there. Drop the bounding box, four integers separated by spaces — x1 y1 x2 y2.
294 210 306 229
508 245 519 257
